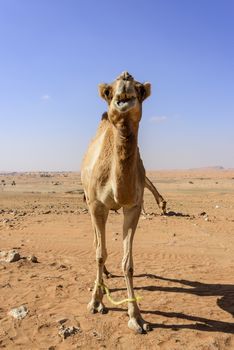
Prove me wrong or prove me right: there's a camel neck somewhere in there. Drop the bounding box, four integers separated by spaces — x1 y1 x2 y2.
111 122 139 205
113 120 138 161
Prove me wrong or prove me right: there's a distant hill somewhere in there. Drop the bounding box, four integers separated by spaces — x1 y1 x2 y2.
189 166 225 171
0 172 18 176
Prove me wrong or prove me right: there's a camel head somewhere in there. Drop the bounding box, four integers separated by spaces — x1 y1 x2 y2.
99 72 151 127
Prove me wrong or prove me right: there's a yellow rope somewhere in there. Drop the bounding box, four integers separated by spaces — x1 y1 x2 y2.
98 282 142 306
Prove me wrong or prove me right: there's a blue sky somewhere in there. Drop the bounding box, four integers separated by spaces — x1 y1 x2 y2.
0 0 234 171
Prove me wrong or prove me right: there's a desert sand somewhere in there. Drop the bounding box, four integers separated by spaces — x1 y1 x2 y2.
0 169 234 349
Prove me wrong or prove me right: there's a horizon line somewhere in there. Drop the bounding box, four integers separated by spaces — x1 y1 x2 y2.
1 166 234 175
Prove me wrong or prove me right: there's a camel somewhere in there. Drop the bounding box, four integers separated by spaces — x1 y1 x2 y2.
81 71 154 333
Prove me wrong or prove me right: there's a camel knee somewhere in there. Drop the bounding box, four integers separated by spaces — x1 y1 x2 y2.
122 258 133 277
128 266 134 276
96 250 107 265
123 266 134 278
97 257 104 265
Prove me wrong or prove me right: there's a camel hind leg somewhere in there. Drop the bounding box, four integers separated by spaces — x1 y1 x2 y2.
144 176 167 214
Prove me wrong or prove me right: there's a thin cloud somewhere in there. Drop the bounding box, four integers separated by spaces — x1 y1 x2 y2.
149 116 167 123
41 94 50 100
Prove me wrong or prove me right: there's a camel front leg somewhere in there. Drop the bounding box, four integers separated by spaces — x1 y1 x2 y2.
88 201 109 314
122 205 152 333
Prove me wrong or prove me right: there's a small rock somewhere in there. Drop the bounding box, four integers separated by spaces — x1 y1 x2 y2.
8 305 28 319
58 325 80 339
4 250 21 263
58 264 67 269
18 211 27 216
199 211 207 216
92 330 102 340
57 318 68 325
43 210 51 215
27 255 38 263
10 210 18 215
215 205 220 209
0 251 7 259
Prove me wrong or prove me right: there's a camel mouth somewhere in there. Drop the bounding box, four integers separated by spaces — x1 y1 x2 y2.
114 96 136 111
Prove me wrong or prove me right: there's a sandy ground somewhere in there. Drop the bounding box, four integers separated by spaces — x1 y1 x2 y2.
0 169 234 350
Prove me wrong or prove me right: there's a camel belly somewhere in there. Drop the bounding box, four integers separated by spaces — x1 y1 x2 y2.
96 182 142 209
97 185 121 210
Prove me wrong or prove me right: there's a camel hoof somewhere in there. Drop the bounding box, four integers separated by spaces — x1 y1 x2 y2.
143 322 152 332
99 306 108 314
103 267 113 279
87 302 97 314
128 319 144 333
128 317 152 334
87 301 108 315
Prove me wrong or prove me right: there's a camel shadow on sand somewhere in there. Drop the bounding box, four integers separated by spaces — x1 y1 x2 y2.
108 274 234 334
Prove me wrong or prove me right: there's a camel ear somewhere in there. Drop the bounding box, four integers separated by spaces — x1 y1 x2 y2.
143 82 151 100
98 83 112 102
136 82 151 102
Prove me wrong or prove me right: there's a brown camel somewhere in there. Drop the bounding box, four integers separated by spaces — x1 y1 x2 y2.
81 71 153 333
